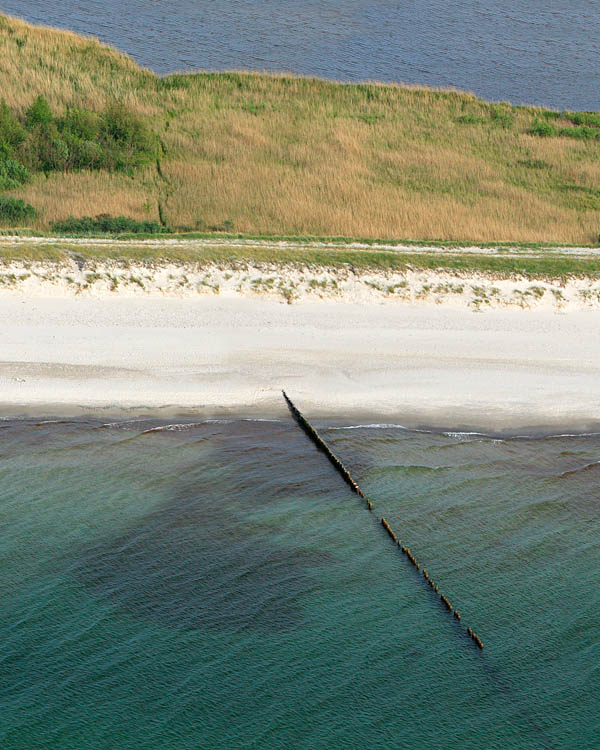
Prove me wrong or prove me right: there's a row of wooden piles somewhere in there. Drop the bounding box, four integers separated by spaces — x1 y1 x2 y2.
282 391 484 651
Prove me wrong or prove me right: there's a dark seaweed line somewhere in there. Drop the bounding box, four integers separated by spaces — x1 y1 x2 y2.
282 390 484 651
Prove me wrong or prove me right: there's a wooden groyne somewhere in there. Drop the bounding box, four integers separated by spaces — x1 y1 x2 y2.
282 390 484 651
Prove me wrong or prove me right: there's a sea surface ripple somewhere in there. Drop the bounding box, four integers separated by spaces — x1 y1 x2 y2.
0 417 598 748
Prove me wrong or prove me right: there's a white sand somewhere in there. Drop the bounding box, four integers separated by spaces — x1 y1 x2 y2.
1 285 600 430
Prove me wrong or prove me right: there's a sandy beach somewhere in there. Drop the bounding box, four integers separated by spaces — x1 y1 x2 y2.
1 279 600 430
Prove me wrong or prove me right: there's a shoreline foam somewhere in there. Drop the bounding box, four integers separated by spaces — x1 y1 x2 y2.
3 412 600 441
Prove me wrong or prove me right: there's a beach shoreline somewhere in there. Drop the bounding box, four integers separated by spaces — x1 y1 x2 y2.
1 287 599 432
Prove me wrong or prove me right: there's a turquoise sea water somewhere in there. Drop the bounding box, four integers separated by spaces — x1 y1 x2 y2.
1 416 598 748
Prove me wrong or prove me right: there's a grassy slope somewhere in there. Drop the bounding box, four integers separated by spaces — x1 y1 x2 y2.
2 13 600 244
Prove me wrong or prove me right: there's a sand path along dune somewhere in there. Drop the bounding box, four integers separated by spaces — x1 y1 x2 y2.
1 293 599 431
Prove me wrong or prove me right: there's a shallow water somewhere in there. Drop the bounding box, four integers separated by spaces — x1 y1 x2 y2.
1 0 599 110
0 415 598 748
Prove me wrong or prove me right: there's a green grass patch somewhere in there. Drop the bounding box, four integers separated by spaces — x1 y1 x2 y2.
455 114 485 125
2 228 599 251
4 241 600 280
529 111 600 140
565 111 600 128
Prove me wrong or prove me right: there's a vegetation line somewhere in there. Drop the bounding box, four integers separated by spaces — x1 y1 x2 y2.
3 238 600 280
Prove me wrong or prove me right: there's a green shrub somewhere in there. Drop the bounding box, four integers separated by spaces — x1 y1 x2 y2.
558 125 599 140
51 214 170 234
61 107 102 141
58 109 104 169
0 157 30 189
529 118 555 137
100 103 156 170
0 100 25 155
0 97 157 175
0 196 35 223
25 95 53 127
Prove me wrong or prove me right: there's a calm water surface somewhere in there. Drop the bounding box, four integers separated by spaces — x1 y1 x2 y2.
1 0 599 110
0 416 598 748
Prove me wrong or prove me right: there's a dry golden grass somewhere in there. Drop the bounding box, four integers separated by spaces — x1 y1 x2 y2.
17 169 160 230
2 13 600 242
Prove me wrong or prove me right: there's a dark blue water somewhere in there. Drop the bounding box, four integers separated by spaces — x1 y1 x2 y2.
1 416 599 748
1 0 599 110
